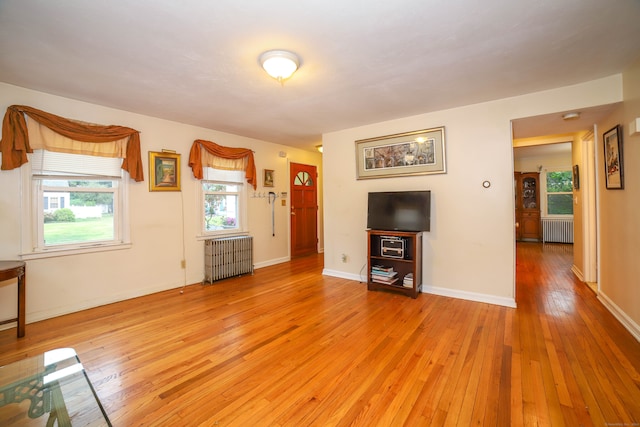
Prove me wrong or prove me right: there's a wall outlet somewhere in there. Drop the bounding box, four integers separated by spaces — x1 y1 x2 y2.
180 260 186 269
341 253 347 263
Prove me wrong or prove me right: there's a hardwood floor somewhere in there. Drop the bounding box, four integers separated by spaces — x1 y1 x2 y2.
1 243 640 426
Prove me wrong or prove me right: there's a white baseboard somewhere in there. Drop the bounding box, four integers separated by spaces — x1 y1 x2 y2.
598 292 640 342
7 280 189 328
322 269 516 308
570 266 599 294
422 285 517 308
322 269 365 282
254 256 290 270
571 265 585 282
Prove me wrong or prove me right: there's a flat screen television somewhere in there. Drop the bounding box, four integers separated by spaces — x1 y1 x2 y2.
367 191 431 232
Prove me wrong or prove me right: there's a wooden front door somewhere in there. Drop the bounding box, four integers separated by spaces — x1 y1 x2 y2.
290 163 318 257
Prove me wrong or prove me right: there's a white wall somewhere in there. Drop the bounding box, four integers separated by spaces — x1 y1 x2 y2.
0 82 322 325
597 58 640 340
322 75 623 308
514 148 573 173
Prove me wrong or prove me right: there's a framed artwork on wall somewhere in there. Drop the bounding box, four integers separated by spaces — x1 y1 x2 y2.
603 125 624 190
355 127 446 179
264 169 274 187
149 150 181 191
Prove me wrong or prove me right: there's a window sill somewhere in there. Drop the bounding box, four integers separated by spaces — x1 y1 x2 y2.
20 242 132 260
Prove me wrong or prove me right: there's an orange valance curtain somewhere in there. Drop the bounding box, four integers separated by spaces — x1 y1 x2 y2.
189 139 257 190
0 105 144 182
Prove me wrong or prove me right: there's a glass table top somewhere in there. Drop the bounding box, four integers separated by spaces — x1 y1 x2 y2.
0 348 111 426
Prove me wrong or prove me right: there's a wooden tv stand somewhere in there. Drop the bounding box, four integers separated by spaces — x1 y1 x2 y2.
366 230 422 298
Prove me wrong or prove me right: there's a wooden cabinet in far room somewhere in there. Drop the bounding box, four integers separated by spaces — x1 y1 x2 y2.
515 172 541 241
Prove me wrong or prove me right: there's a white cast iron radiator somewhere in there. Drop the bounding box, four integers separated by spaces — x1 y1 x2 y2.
204 236 254 283
541 218 574 244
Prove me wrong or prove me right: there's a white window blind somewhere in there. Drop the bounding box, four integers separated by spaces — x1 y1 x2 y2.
202 167 244 182
31 149 122 177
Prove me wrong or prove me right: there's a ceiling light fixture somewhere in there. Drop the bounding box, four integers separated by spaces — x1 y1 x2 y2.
562 112 580 121
259 50 300 84
316 145 323 153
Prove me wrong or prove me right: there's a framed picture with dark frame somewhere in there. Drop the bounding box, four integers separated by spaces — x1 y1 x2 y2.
603 125 624 190
149 151 181 192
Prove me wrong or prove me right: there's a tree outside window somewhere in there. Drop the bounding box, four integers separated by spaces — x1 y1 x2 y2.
203 182 240 231
546 171 573 215
200 168 246 235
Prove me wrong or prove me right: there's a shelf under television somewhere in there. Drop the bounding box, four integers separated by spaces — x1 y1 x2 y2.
367 230 423 299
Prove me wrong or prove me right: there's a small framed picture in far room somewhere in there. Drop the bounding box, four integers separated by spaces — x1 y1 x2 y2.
603 125 624 190
264 169 274 187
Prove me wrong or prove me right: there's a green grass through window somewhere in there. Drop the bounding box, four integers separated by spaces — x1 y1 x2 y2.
44 214 114 245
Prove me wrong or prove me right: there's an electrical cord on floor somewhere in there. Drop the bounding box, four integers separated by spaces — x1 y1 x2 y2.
360 262 368 283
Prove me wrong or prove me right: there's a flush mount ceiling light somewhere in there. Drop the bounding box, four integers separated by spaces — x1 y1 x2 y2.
259 50 300 84
562 112 581 121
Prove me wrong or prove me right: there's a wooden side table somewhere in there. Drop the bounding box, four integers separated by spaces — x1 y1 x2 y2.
0 261 26 338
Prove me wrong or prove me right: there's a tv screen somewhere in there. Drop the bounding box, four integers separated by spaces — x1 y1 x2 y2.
367 191 431 232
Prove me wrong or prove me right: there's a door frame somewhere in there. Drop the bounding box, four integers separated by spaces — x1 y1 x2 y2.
512 120 600 296
580 129 599 286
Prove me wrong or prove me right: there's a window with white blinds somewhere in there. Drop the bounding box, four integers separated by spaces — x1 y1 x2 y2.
24 149 130 255
201 167 247 235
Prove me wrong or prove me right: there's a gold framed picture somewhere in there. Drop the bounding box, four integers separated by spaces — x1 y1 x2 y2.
264 169 274 187
149 151 181 191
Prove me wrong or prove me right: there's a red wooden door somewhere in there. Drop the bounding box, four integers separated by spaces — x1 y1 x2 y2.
290 163 318 257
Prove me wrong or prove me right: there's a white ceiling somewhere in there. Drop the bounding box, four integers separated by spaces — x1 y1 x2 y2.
512 102 619 162
1 1 640 152
513 142 571 163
